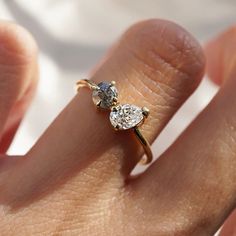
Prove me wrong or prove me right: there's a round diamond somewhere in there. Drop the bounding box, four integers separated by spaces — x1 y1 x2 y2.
110 104 144 130
92 82 118 109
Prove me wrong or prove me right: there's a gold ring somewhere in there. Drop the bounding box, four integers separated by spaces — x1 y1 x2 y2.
76 79 153 165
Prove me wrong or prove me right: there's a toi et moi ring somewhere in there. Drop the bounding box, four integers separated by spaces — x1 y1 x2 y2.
76 79 153 165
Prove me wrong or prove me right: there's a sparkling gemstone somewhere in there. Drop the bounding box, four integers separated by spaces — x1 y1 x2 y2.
92 82 118 109
110 104 144 130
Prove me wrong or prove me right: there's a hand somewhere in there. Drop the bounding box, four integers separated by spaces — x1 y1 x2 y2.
0 19 235 236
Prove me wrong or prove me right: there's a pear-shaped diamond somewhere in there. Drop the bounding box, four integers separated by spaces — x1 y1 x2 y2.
110 104 144 130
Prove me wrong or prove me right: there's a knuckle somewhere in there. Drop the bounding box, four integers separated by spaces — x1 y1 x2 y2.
116 19 205 113
123 19 205 90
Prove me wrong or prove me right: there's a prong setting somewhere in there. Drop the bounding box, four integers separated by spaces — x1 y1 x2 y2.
92 81 118 109
115 124 121 130
113 97 118 103
76 79 152 165
96 100 101 107
142 107 149 118
110 104 145 130
111 106 118 112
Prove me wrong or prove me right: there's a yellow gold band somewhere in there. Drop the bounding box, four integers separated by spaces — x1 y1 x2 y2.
76 79 153 165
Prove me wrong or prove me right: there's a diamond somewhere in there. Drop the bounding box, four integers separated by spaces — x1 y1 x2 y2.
92 81 118 109
110 104 144 130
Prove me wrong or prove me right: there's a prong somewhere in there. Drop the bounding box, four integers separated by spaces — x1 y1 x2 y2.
96 100 102 107
91 85 100 91
113 97 118 103
110 81 116 85
112 106 118 112
115 124 121 130
142 107 149 118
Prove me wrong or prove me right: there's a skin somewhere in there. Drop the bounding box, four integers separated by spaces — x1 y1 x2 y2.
0 18 236 235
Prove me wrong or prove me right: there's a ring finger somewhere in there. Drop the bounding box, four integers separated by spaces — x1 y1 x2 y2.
5 19 205 206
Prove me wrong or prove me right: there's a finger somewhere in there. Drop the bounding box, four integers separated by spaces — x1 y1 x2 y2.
0 81 37 153
220 210 236 236
7 20 205 205
205 26 236 85
131 26 236 235
206 26 236 236
0 21 38 153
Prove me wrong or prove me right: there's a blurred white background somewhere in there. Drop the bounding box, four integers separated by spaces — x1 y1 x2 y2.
0 0 231 164
0 2 232 157
0 0 227 156
1 0 236 235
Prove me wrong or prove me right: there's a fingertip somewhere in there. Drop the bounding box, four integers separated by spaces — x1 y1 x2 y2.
205 25 236 85
204 38 223 85
122 19 205 92
0 21 38 62
0 21 38 99
0 21 39 148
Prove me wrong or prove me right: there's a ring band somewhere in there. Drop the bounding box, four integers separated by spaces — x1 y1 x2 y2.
76 79 153 165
